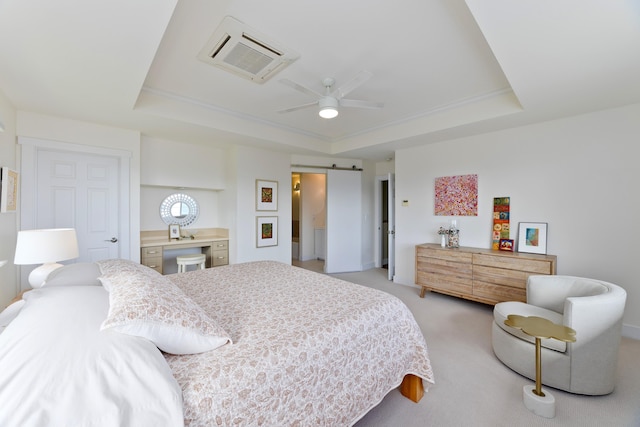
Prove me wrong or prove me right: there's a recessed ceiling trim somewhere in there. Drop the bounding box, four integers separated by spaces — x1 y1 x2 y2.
197 16 299 84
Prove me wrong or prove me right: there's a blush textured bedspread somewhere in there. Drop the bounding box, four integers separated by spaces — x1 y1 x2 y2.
166 261 434 426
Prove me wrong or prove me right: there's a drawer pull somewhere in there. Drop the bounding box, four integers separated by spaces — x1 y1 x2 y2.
149 265 158 268
148 250 158 254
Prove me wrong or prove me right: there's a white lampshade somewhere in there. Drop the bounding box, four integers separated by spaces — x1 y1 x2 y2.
14 228 79 287
318 96 339 119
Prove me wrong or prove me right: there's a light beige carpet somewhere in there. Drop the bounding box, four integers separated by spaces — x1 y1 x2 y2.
320 266 640 427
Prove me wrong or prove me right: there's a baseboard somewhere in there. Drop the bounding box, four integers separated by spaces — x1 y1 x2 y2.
622 324 640 340
362 261 376 271
393 275 418 288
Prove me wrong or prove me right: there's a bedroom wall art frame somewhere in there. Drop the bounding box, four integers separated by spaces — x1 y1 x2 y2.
0 167 18 213
256 179 278 211
434 174 478 216
256 216 278 247
517 222 548 254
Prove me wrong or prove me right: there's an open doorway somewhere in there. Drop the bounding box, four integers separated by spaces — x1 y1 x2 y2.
291 173 326 273
376 173 395 280
381 179 389 269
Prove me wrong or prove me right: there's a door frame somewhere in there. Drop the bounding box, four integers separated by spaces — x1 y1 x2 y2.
374 174 395 279
18 137 131 284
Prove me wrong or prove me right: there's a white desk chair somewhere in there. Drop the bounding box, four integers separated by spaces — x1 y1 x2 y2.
176 254 206 273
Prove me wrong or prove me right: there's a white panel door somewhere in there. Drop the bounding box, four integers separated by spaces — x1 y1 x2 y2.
325 169 361 273
36 149 121 261
387 173 396 280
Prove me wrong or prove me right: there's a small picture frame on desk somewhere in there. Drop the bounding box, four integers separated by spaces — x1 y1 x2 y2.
499 239 514 252
169 224 181 239
517 222 548 254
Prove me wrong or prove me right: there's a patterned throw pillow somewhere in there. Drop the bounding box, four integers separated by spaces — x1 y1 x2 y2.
100 266 231 355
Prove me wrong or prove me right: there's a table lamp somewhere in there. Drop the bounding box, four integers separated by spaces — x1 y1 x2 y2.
14 228 79 288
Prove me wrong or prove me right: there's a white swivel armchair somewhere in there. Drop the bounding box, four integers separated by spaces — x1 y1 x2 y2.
492 275 627 395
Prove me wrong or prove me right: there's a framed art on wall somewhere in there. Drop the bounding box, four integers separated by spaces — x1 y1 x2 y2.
434 174 478 216
256 179 278 211
256 216 278 247
517 222 548 254
0 167 18 213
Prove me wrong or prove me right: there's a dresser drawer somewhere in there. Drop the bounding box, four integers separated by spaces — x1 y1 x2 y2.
416 246 472 263
473 253 554 274
212 250 229 267
212 240 228 250
142 246 162 257
141 257 162 274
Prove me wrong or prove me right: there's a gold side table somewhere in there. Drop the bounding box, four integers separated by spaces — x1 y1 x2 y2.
504 315 576 418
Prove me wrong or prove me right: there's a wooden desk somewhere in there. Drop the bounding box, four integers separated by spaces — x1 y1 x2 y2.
141 228 229 274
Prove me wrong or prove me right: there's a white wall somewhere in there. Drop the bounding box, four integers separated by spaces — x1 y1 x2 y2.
140 137 225 190
232 145 292 264
361 160 376 270
140 136 226 232
0 90 17 308
394 103 640 337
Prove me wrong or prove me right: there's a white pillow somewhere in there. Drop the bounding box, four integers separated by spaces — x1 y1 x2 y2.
0 299 25 334
100 272 231 355
42 262 102 287
0 286 184 426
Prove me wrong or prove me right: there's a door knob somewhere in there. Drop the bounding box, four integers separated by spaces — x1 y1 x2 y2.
105 237 118 243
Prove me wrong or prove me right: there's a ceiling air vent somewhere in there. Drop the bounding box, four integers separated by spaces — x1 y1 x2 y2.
198 16 299 84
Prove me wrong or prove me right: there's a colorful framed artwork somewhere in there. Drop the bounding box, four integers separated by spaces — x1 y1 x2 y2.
0 167 19 213
499 239 514 252
256 179 278 211
257 216 278 247
517 222 548 254
492 197 510 250
434 174 478 216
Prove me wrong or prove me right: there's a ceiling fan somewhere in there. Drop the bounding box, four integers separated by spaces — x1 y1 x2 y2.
277 70 384 119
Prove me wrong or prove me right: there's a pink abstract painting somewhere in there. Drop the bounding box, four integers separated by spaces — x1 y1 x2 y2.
434 174 478 216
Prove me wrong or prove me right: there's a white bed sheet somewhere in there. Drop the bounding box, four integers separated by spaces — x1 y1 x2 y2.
0 286 184 427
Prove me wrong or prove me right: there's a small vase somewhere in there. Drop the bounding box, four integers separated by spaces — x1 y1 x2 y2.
447 229 459 248
440 234 446 248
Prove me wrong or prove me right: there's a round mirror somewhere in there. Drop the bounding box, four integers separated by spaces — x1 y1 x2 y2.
160 193 199 226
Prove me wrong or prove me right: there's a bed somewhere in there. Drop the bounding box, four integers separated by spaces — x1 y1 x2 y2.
0 259 434 426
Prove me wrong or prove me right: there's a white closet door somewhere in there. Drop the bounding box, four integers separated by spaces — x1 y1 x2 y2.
325 169 361 273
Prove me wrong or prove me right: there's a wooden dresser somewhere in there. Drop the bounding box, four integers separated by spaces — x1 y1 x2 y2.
141 228 229 274
415 243 557 305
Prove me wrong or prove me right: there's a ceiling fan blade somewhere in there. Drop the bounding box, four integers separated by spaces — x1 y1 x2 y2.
340 98 384 109
279 79 322 99
277 101 319 114
332 70 373 99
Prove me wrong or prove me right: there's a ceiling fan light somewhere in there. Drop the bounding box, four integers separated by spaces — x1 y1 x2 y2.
318 96 339 119
319 106 338 119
